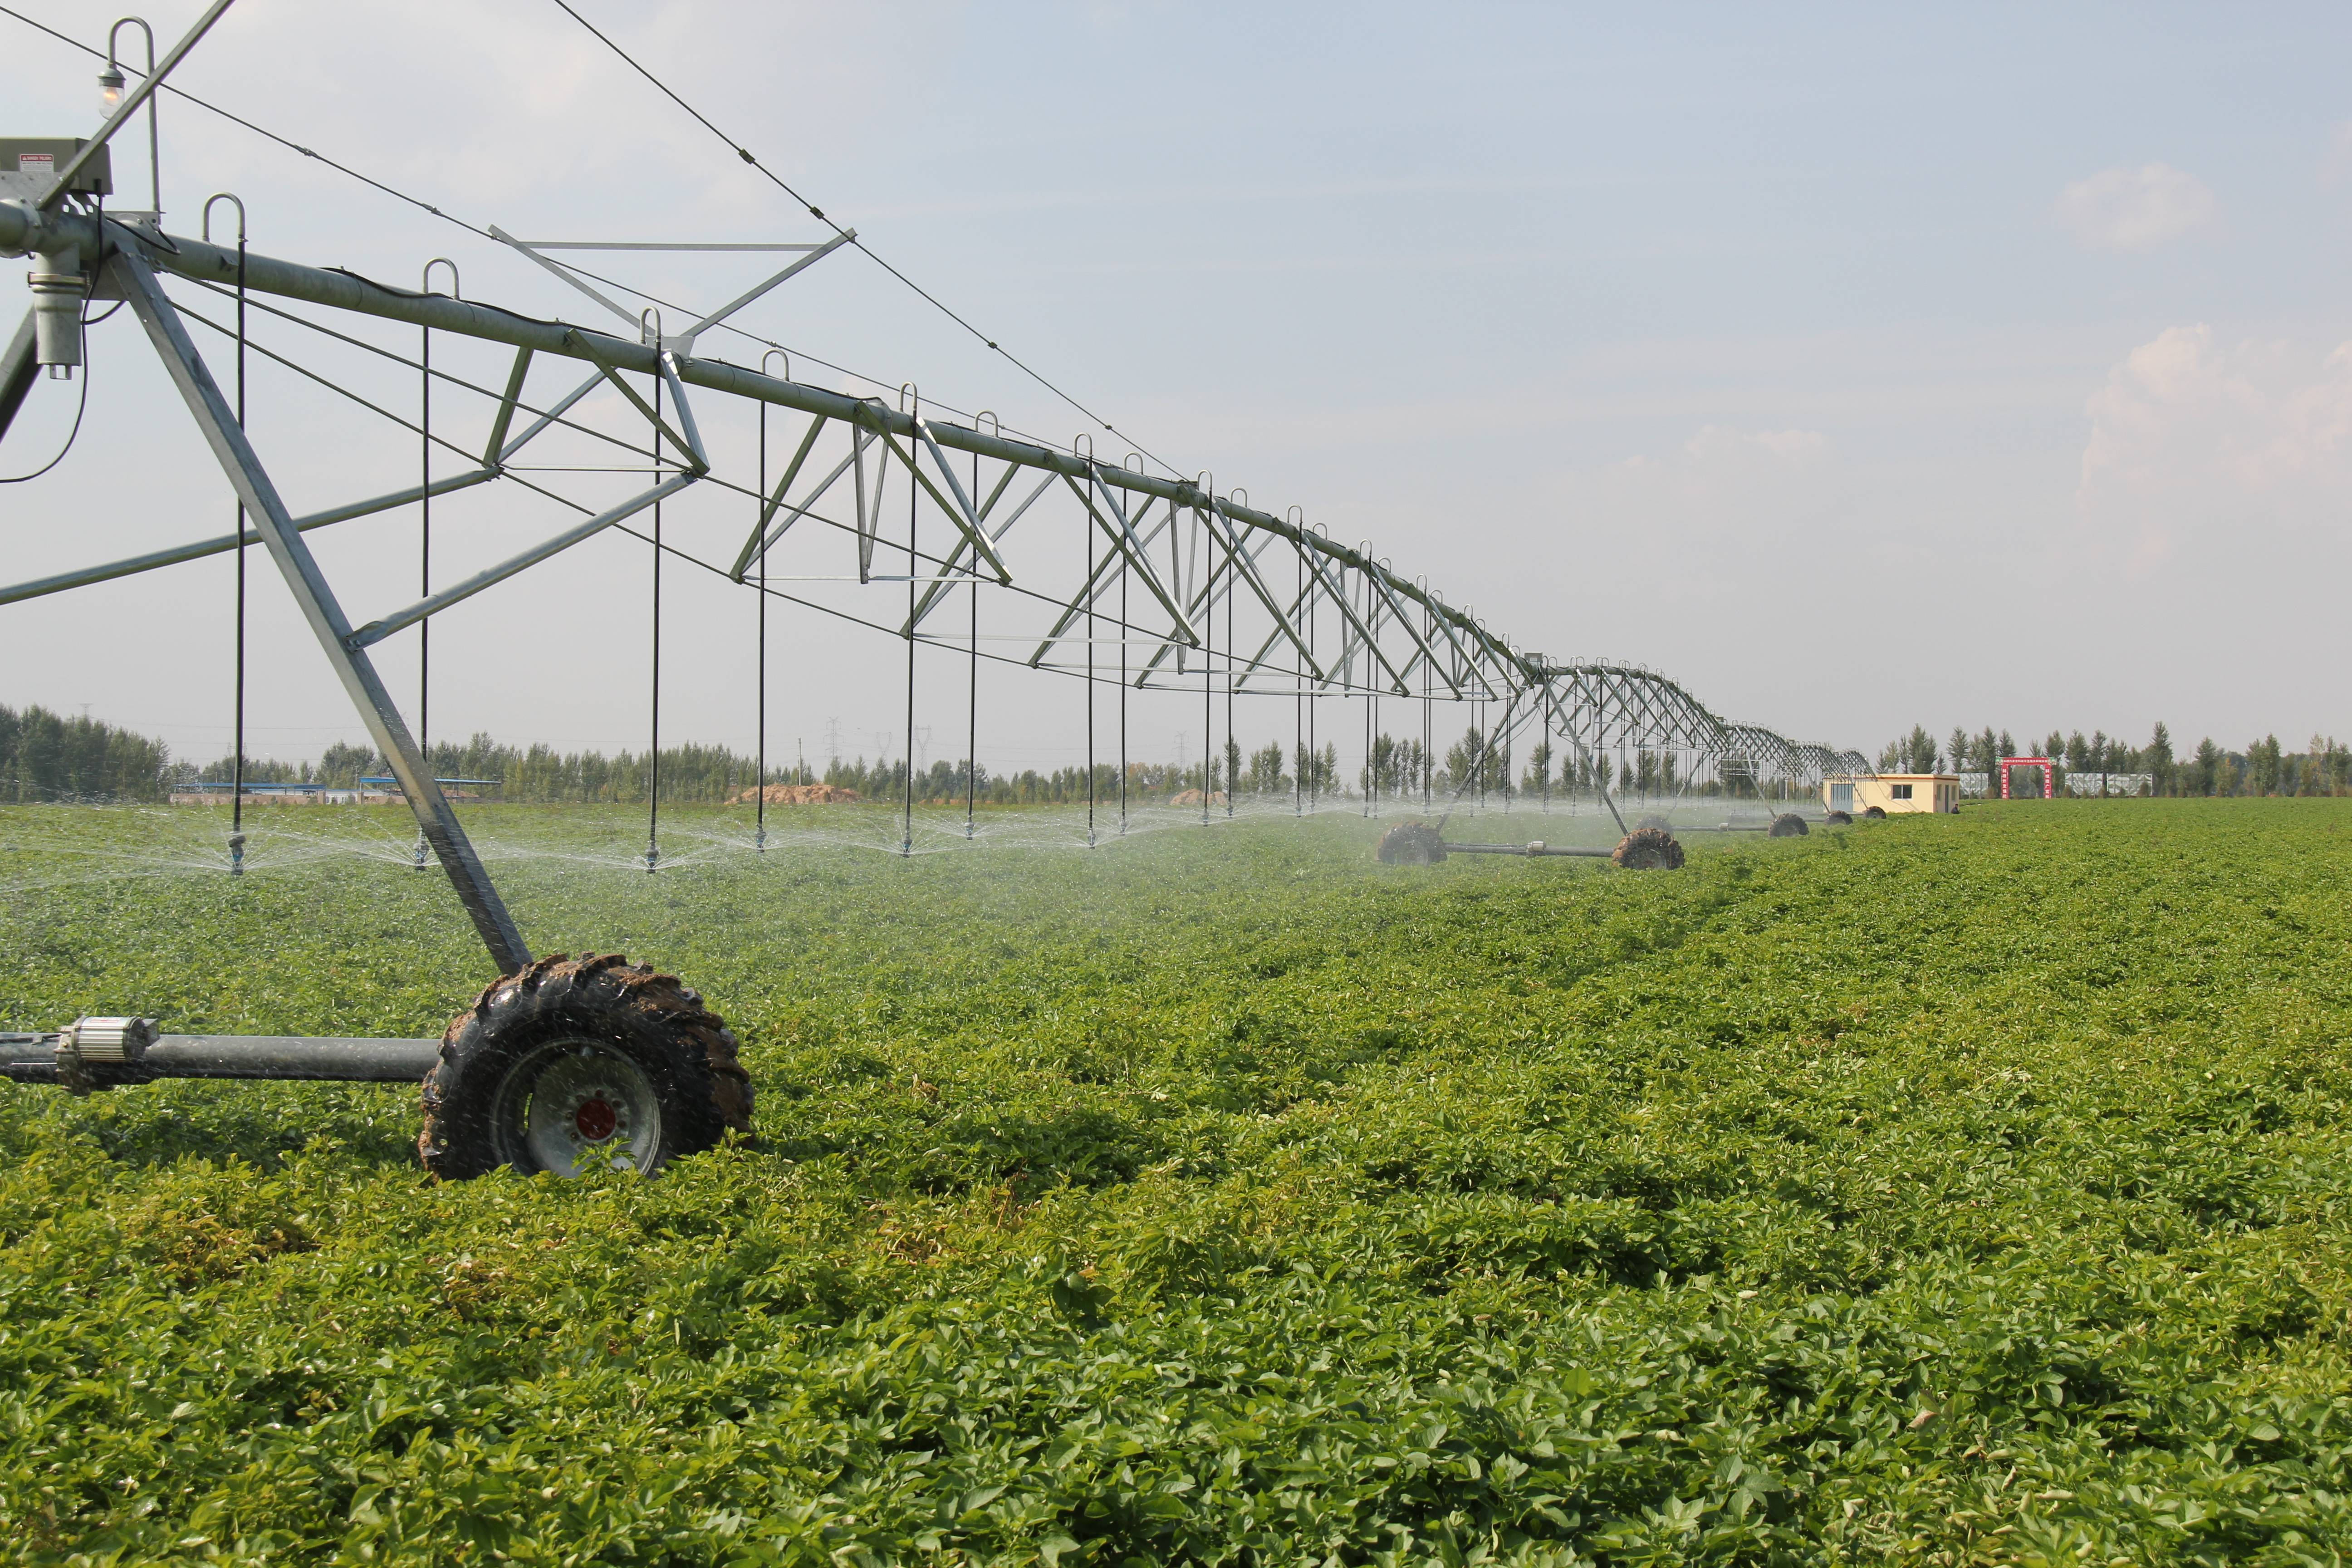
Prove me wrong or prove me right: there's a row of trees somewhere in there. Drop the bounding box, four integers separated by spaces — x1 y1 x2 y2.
1877 723 2352 797
0 706 175 802
16 702 2350 806
0 710 1771 809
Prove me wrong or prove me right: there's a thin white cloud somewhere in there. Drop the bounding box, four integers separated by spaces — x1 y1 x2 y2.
2053 163 2216 250
2078 324 2352 569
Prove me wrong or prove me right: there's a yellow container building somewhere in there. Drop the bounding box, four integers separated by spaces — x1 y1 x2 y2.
1824 774 1959 816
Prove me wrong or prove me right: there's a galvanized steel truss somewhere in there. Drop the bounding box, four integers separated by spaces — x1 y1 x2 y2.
1 206 1860 966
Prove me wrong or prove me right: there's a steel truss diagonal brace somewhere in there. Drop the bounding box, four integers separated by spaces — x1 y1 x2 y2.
1024 480 1143 668
902 468 1057 634
1022 479 1190 666
732 414 827 579
0 466 496 608
564 330 705 473
1072 471 1195 642
871 421 1012 585
348 473 696 649
1204 506 1325 688
913 421 1013 583
1299 542 1413 696
109 252 532 976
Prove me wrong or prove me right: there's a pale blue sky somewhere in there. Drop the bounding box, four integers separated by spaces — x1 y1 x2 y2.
8 1 2351 768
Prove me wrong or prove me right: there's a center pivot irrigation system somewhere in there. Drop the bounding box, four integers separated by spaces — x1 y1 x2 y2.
0 4 1867 1179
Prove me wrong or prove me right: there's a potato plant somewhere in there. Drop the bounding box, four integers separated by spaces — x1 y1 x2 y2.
0 799 2347 1564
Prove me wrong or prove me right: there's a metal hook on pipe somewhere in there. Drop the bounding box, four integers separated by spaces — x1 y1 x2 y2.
103 17 160 217
199 191 243 246
760 348 789 381
421 258 460 299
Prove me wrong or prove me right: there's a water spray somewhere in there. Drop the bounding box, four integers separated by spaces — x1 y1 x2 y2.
0 13 1867 1177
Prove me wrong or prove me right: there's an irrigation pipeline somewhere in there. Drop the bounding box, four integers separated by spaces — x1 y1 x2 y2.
0 205 1868 791
9 216 1465 655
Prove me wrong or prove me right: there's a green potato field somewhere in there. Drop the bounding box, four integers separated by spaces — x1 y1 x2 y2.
2 799 2349 1565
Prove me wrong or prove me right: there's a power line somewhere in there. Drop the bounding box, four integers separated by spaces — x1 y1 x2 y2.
542 0 1182 480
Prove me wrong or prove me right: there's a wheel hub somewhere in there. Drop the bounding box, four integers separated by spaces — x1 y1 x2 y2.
574 1096 618 1142
518 1045 661 1176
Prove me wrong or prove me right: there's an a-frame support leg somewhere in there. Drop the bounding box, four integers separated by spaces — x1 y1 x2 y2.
110 251 532 976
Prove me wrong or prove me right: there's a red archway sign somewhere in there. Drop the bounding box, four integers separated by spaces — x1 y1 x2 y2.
1999 756 2054 799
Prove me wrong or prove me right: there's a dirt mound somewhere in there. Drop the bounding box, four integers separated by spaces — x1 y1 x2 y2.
726 783 861 805
1612 827 1686 870
1376 821 1449 865
1767 813 1809 838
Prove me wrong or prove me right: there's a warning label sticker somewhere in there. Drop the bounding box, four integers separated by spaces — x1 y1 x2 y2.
18 153 55 173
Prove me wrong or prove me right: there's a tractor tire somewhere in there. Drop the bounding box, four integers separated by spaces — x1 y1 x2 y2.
1768 813 1809 838
1824 810 1853 826
1862 806 1887 820
1377 820 1448 865
418 953 753 1181
1612 827 1686 870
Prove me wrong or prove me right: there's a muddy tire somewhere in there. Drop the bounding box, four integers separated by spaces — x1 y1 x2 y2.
1768 812 1809 838
1862 805 1887 820
1612 827 1686 870
419 953 754 1181
1377 820 1449 865
1824 810 1853 826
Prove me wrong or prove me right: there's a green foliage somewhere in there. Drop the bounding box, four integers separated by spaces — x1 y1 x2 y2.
1 800 2351 1561
1876 725 1942 774
0 705 173 802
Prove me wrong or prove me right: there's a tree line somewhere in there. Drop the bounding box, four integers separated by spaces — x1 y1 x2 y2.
0 705 175 802
1876 723 2352 797
10 701 2347 805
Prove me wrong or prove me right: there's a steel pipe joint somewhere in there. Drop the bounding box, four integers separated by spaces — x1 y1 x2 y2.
0 200 93 260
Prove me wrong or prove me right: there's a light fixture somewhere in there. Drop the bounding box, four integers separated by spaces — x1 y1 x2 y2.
98 64 125 108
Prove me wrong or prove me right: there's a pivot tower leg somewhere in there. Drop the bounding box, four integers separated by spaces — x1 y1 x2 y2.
110 252 531 975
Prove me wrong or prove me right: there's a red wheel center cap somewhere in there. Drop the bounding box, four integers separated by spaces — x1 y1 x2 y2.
574 1096 618 1142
